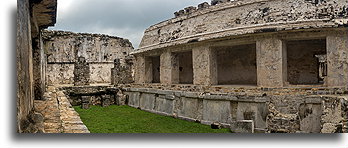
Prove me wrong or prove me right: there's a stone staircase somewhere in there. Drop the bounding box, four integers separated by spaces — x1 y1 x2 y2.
34 86 90 133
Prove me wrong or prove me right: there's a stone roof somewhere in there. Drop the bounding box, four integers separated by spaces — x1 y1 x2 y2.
31 0 57 29
134 0 348 54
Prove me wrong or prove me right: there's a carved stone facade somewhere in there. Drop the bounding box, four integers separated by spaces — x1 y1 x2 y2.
129 0 348 133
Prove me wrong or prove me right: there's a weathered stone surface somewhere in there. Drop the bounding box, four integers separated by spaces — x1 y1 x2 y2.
81 96 91 109
192 46 217 85
74 57 90 86
177 97 203 120
140 93 156 110
111 58 134 85
116 89 127 106
17 0 57 133
230 120 254 133
256 37 286 87
203 100 231 124
327 32 348 87
198 2 210 10
299 103 322 133
211 0 230 6
35 87 90 133
42 30 134 85
154 96 174 114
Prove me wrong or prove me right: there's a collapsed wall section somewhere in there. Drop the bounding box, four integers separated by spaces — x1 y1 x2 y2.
42 30 134 86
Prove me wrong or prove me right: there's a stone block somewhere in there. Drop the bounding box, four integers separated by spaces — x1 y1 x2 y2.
139 93 156 110
299 103 322 133
184 6 197 14
203 100 231 123
102 96 111 107
211 0 230 6
230 120 254 133
154 97 174 114
174 10 185 17
198 2 210 10
81 103 90 109
237 102 267 129
177 97 202 120
127 92 140 107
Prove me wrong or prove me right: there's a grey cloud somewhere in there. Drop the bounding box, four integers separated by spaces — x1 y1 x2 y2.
50 0 208 48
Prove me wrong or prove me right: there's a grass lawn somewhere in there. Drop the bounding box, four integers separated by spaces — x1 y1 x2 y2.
74 105 231 133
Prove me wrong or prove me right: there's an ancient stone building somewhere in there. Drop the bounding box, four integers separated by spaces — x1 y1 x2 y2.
42 30 134 86
17 0 348 133
17 0 57 133
122 0 348 133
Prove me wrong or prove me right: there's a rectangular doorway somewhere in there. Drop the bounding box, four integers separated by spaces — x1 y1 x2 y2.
215 44 257 85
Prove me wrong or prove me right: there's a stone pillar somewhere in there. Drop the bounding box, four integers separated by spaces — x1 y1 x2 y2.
134 55 146 84
160 50 179 84
144 56 153 83
326 31 348 87
111 58 133 85
256 37 287 87
32 37 44 100
192 45 217 85
111 59 121 85
74 57 90 86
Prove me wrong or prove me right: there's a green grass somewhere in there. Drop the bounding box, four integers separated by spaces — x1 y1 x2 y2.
74 105 231 133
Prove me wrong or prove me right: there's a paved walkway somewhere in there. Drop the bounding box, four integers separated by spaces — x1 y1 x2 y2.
34 86 90 133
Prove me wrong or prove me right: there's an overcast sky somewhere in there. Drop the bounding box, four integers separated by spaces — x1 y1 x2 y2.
49 0 208 48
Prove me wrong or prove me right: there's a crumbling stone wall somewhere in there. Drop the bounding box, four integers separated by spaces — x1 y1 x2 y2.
120 84 348 133
17 0 57 133
111 58 134 85
42 30 134 85
139 0 347 50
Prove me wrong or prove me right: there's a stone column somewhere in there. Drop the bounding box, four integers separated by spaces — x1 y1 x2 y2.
327 31 348 87
74 57 90 86
192 45 217 85
111 59 121 85
160 50 179 84
256 37 287 87
134 55 146 84
32 37 44 100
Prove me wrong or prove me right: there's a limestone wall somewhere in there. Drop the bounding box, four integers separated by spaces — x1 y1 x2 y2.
121 84 348 133
136 0 348 53
17 0 57 133
17 0 34 133
42 30 134 85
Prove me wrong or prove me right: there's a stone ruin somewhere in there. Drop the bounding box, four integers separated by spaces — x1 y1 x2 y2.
42 30 134 86
128 0 348 133
17 0 348 133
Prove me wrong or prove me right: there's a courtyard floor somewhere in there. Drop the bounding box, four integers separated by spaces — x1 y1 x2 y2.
74 105 232 133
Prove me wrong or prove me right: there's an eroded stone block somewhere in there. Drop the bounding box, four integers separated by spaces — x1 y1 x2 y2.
230 120 254 133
